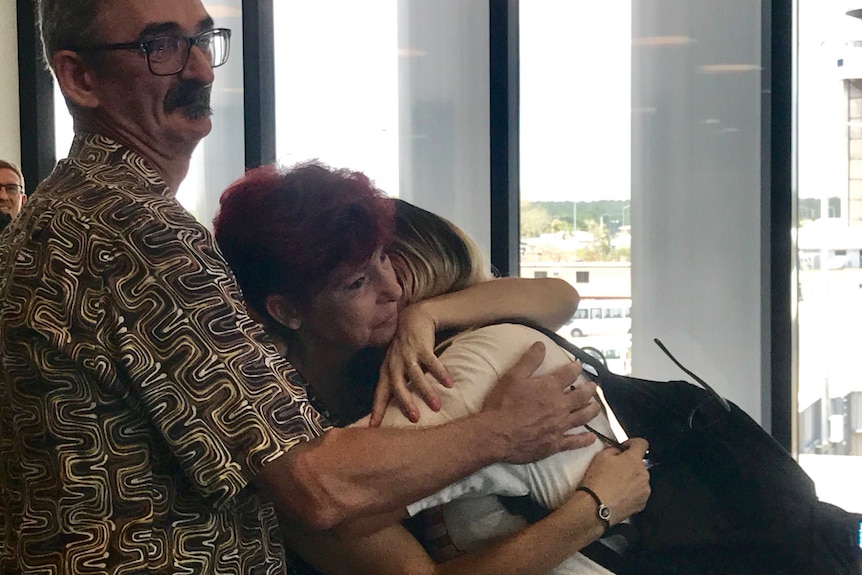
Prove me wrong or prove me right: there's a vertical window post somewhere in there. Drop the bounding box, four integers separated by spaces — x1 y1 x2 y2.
765 0 794 451
16 0 55 187
489 0 520 277
243 0 276 169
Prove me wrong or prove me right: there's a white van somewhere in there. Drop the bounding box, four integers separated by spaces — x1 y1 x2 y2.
559 299 632 338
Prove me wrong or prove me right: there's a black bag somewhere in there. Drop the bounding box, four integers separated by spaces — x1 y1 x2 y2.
523 324 862 575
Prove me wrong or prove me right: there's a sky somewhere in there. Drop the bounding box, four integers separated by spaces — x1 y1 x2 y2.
519 1 632 202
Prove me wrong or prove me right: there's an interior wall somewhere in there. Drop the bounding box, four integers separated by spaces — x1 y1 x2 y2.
0 2 21 164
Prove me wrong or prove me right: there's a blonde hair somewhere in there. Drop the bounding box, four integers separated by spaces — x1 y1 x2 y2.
390 199 493 305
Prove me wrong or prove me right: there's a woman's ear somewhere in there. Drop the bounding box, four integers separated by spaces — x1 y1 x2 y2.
265 294 302 331
52 50 101 110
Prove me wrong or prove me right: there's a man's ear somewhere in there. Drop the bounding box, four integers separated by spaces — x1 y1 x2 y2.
52 50 101 109
265 294 302 331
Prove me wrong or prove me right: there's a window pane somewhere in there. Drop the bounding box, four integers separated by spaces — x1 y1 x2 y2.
181 2 245 227
273 1 399 192
52 2 245 229
522 1 778 490
629 0 763 424
53 81 73 159
795 1 862 513
273 0 491 256
520 1 632 374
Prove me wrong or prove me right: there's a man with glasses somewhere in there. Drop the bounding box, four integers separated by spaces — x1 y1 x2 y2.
0 159 25 221
0 1 602 574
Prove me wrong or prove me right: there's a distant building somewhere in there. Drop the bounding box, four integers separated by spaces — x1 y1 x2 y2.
797 219 862 269
799 391 862 456
520 261 631 299
611 225 631 250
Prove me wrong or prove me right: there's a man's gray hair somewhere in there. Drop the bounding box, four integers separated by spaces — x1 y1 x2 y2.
37 0 103 70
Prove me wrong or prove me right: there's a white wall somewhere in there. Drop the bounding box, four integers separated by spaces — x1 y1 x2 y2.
0 1 20 165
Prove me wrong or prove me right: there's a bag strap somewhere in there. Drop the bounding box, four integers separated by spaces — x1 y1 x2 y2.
507 320 614 380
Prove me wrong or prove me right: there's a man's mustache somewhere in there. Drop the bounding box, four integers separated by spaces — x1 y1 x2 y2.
164 82 213 119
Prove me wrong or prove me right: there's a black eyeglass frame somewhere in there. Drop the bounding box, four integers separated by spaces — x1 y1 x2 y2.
72 28 232 77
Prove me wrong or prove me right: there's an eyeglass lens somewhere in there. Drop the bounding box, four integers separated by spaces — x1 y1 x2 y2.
0 183 22 194
147 30 229 75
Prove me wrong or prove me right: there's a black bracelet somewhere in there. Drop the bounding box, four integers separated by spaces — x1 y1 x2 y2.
576 485 611 535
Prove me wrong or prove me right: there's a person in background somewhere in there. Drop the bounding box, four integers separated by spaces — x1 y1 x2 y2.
0 159 26 220
0 1 601 574
213 162 650 575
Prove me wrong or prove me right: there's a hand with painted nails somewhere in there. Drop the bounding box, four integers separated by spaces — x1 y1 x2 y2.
371 303 454 426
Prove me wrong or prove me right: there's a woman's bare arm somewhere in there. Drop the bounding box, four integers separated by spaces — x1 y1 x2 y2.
372 277 579 423
280 439 650 575
280 498 600 575
422 276 579 332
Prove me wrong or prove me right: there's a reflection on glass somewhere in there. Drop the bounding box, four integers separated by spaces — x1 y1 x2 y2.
796 1 862 513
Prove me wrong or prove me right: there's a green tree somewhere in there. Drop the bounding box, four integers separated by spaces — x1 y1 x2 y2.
520 201 553 238
577 219 612 261
549 218 571 234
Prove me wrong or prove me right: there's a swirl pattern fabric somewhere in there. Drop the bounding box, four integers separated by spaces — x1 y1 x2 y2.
0 134 329 574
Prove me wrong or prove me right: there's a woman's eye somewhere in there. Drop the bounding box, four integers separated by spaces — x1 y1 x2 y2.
346 277 366 291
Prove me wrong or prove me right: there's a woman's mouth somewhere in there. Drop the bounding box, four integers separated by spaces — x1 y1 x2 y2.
379 311 398 327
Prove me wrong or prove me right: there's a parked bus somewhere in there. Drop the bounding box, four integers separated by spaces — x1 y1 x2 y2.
558 298 631 338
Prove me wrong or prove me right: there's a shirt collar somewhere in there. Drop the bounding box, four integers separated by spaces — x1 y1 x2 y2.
68 133 173 198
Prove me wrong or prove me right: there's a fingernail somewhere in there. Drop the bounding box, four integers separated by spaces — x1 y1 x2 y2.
430 398 441 411
443 377 454 388
409 410 420 422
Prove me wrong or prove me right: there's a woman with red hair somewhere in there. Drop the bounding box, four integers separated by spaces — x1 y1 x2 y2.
214 161 649 575
214 160 581 423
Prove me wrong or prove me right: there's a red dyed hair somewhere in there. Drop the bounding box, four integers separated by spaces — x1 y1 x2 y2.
213 161 395 323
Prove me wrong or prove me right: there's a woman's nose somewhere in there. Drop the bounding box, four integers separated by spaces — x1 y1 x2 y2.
383 273 403 301
378 267 403 302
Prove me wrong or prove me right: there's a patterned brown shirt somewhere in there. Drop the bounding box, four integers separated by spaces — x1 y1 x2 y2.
0 134 330 575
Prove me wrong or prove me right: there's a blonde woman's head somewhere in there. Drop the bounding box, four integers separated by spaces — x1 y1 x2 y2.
390 199 493 306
